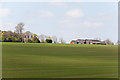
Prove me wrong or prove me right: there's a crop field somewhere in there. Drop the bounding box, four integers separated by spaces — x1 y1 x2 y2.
2 42 118 78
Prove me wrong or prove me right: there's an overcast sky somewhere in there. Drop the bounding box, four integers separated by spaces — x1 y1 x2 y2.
0 2 118 43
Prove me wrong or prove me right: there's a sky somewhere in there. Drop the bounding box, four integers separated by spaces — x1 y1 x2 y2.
0 2 118 43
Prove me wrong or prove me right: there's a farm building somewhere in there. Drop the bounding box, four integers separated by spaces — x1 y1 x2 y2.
70 39 106 45
24 31 33 39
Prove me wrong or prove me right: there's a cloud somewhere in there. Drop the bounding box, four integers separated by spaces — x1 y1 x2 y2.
48 2 68 8
95 13 112 20
83 22 104 27
39 10 54 17
86 13 112 21
66 9 84 18
57 9 105 29
57 18 104 28
0 8 11 17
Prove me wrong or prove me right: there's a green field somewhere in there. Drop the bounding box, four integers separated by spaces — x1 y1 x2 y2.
2 42 118 78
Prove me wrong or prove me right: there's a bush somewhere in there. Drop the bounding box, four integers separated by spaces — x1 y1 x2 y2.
41 40 45 43
28 39 32 43
46 39 52 43
10 36 16 42
14 38 19 42
6 37 12 42
32 37 40 43
2 36 20 42
2 37 7 42
18 38 24 42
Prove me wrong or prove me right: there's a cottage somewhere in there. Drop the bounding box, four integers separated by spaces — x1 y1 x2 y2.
23 31 34 43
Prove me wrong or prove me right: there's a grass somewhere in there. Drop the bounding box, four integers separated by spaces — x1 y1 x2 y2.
2 42 118 78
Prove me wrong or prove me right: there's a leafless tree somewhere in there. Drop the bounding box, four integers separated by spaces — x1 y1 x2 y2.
59 37 65 44
52 36 57 43
117 40 120 45
105 39 114 45
39 34 47 43
15 22 24 34
14 23 25 41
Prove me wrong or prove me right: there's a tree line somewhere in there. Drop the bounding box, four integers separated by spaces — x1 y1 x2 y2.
0 23 65 43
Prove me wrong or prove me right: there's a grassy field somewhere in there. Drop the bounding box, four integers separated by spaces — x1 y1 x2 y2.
2 42 118 78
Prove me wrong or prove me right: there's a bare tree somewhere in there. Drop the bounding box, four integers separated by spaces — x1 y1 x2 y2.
52 36 57 43
14 22 25 42
59 37 65 44
39 34 46 43
15 22 24 34
117 40 120 45
105 39 114 45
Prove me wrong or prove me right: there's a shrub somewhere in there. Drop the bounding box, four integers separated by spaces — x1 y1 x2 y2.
32 37 40 43
41 40 45 43
2 37 7 42
46 39 52 43
28 39 32 43
14 38 19 42
18 38 24 42
2 36 20 42
13 37 21 42
6 37 12 42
